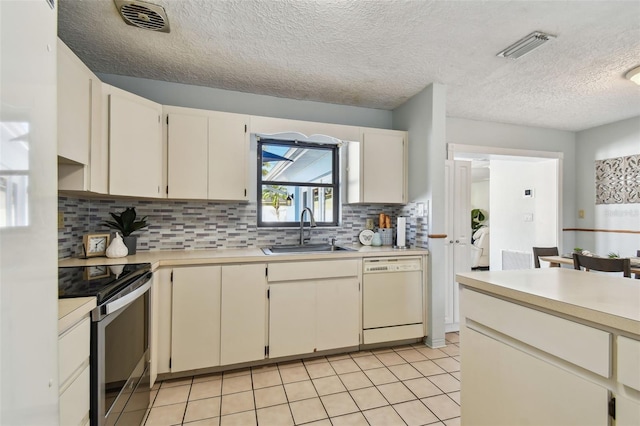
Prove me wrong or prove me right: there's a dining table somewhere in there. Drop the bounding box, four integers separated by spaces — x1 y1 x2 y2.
539 254 640 275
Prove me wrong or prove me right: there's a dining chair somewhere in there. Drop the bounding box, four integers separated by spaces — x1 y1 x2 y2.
636 250 640 279
532 247 559 268
572 253 631 278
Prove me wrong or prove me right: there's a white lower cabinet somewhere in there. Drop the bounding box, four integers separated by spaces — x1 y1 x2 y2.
268 260 360 358
59 316 91 426
171 266 221 372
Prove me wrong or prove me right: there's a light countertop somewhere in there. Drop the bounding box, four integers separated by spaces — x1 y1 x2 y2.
59 245 429 271
58 297 96 334
456 268 640 336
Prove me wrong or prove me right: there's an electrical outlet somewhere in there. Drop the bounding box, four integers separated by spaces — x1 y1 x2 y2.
578 209 585 219
57 212 64 229
417 202 425 217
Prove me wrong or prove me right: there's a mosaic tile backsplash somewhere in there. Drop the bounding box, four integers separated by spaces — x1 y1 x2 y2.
58 196 428 259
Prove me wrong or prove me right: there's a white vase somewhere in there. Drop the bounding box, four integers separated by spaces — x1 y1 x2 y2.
106 232 129 258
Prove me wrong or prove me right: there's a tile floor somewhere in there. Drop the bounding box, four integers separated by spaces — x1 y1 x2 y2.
145 333 461 426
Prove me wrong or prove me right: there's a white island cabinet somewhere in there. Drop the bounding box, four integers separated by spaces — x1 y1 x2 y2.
457 268 640 426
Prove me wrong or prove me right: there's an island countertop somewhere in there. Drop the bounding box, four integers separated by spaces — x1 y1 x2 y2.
456 268 640 336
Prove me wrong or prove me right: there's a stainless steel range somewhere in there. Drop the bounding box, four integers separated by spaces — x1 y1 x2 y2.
59 263 152 426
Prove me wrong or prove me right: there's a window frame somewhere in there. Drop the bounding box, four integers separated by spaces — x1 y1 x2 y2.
257 138 340 228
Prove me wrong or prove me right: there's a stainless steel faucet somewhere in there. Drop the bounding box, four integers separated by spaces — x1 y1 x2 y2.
299 207 317 245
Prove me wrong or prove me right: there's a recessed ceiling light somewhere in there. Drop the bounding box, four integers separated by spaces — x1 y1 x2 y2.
625 65 640 85
497 31 556 60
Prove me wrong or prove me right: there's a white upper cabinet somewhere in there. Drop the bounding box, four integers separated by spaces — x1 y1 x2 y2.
165 106 249 201
107 85 163 198
347 128 407 204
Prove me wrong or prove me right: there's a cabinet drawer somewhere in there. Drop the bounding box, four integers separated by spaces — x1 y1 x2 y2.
60 365 90 426
461 289 611 377
59 316 90 387
268 260 359 282
618 336 640 391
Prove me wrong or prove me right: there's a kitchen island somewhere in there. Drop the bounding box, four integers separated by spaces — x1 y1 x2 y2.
456 268 640 426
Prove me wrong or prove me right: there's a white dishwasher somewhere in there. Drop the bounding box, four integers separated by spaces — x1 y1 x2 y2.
362 257 424 344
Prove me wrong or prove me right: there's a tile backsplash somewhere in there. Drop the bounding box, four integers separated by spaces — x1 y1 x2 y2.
58 196 428 259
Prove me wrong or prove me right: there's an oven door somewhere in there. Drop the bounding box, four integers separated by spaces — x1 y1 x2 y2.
92 282 151 426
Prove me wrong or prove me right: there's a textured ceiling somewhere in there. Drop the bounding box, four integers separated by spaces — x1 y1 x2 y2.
58 0 640 132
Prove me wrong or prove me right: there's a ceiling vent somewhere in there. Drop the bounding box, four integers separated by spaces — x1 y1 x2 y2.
497 31 556 59
114 0 170 33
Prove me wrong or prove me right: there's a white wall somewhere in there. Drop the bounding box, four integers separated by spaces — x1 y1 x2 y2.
447 117 576 253
471 180 490 221
99 74 392 129
575 116 640 257
0 1 59 424
489 159 559 270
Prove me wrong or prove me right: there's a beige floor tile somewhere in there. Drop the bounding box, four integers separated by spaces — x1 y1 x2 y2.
388 363 422 381
445 333 460 343
362 406 405 426
421 394 460 420
284 380 318 402
330 358 361 374
303 356 328 365
353 355 384 370
339 371 374 391
453 356 460 362
444 417 461 426
278 359 304 369
219 410 256 426
190 380 222 400
251 364 279 374
349 386 388 411
256 403 294 426
447 391 461 405
433 357 460 373
414 347 449 360
220 390 254 416
326 353 351 361
330 411 369 426
161 377 193 389
222 368 251 378
184 397 221 423
252 370 282 389
154 384 191 406
150 389 158 405
363 367 399 385
221 375 252 395
306 362 336 379
183 417 220 426
305 420 332 426
254 385 288 409
349 350 373 358
440 345 460 357
313 375 347 396
145 402 186 426
321 392 359 417
403 377 444 399
152 382 161 391
289 397 328 424
377 381 416 404
279 365 310 384
449 371 461 381
428 374 461 393
393 400 439 426
412 360 447 377
395 348 428 363
193 372 223 384
375 351 406 366
371 347 394 354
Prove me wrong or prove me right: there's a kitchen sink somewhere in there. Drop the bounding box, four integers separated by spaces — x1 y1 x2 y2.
262 244 356 255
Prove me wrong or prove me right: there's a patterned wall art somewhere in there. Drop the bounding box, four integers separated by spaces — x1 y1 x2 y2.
595 154 640 205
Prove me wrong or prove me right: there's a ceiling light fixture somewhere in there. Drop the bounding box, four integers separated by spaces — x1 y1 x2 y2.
497 31 556 60
625 65 640 85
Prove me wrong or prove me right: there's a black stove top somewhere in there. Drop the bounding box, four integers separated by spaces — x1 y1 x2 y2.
59 263 151 304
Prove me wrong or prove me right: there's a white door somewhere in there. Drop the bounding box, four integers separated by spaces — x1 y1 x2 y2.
444 160 472 330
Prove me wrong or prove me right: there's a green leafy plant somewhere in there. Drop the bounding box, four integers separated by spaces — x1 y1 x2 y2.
607 252 620 258
102 207 149 237
471 208 487 233
573 247 583 253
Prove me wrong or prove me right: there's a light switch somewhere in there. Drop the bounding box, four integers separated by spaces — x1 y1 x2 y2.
523 213 534 222
578 210 585 219
417 202 425 217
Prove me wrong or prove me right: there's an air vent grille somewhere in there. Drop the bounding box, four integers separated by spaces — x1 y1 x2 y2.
114 0 170 33
497 31 556 60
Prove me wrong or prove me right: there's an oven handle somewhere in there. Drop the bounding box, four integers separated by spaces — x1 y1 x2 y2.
105 281 151 315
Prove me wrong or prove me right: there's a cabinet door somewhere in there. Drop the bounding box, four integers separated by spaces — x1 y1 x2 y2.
109 90 162 198
316 278 360 351
269 282 316 358
220 264 266 365
362 130 405 204
167 113 209 199
208 112 249 201
171 266 221 372
57 39 90 165
462 326 609 425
